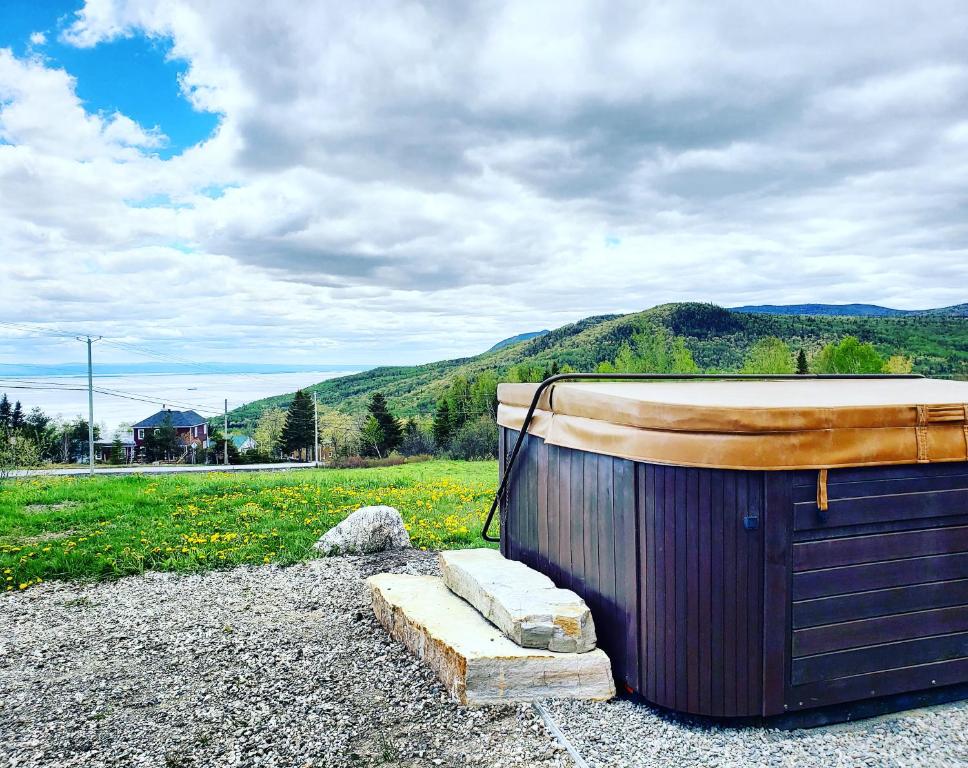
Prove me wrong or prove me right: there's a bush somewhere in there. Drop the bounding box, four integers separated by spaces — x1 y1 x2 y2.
235 449 289 465
329 453 434 469
400 419 435 456
447 416 498 461
0 434 41 481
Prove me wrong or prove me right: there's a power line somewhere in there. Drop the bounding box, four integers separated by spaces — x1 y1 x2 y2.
0 377 219 411
0 376 225 414
0 380 221 415
0 320 89 339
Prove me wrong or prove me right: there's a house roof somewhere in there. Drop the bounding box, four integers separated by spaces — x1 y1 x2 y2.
131 410 207 429
231 435 255 449
95 434 136 446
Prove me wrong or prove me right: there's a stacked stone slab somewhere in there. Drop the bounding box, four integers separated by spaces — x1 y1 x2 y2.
439 548 596 653
368 572 614 705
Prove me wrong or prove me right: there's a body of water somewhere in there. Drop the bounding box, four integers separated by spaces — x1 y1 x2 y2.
0 370 355 434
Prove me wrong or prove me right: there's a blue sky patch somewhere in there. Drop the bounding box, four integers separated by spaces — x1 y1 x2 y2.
0 0 218 158
125 193 194 210
198 184 237 199
165 242 196 254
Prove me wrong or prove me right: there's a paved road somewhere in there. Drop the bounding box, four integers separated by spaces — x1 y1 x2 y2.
9 462 320 478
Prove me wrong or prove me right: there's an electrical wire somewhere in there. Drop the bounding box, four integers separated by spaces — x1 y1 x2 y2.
0 380 221 415
0 320 90 339
0 379 217 413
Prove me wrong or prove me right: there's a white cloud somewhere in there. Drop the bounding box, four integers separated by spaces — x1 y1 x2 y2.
1 1 967 367
28 32 46 46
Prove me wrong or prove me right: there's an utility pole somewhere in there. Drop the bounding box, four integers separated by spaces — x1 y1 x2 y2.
76 336 101 476
223 398 229 466
313 391 319 466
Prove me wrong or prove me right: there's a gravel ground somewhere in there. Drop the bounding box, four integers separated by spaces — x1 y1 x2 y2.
0 551 568 768
4 550 968 768
544 696 968 767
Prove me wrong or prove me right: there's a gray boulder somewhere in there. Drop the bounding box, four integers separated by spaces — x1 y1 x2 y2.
314 505 411 556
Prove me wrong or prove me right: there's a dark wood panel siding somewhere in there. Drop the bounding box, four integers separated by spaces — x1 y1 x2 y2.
793 526 968 570
500 429 640 694
786 462 968 711
637 465 765 716
794 579 968 629
502 429 766 717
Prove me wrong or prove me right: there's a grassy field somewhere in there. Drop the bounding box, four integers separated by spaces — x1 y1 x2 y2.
0 460 498 592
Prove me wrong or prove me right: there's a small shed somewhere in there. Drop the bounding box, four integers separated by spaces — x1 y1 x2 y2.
231 435 257 453
495 377 968 719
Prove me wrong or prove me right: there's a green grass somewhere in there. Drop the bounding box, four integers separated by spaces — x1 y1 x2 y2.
0 460 498 592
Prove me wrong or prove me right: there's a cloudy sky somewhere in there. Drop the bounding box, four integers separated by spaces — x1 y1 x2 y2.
1 0 967 368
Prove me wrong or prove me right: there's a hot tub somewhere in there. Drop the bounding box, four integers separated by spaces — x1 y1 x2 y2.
494 376 968 719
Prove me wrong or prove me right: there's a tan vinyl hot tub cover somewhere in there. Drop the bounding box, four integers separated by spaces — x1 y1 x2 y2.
496 379 968 470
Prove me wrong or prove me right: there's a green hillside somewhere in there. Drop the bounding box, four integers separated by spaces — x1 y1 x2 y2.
733 302 968 318
226 303 968 426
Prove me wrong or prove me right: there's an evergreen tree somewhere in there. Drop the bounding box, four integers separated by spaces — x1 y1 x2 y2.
281 390 315 459
432 400 452 450
10 401 23 432
109 435 124 465
400 418 434 456
367 392 401 455
0 394 10 435
796 349 809 375
144 415 182 461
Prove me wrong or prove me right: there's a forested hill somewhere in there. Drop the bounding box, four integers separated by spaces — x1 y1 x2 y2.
226 302 968 426
732 302 968 317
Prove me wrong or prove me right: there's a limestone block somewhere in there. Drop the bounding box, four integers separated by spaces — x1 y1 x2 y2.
439 548 596 653
368 573 614 705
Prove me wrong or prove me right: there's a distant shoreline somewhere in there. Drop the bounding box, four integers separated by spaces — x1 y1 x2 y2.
0 364 374 378
0 369 361 433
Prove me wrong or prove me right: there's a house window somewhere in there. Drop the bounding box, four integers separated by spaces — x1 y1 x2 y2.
138 429 144 439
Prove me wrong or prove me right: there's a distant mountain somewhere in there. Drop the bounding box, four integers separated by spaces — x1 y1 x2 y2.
919 303 968 317
487 330 550 352
731 303 968 318
226 303 968 426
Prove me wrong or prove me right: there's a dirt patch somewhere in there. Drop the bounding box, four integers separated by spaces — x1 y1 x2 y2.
18 530 78 544
24 501 80 514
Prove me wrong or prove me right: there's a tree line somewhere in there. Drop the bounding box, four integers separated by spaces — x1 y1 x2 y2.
0 393 102 470
593 325 913 376
247 330 918 468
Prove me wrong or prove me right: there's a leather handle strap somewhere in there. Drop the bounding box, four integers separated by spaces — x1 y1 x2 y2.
817 468 829 512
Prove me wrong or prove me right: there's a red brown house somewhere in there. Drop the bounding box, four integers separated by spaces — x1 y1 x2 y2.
131 409 209 452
